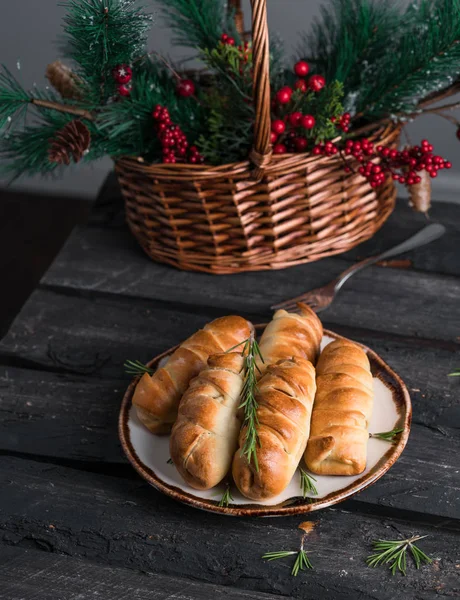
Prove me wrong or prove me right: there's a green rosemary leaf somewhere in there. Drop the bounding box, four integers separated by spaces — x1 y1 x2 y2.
300 469 318 498
367 535 431 576
166 458 173 465
239 336 264 472
369 428 404 442
448 370 460 377
124 359 154 376
262 551 297 561
218 483 233 508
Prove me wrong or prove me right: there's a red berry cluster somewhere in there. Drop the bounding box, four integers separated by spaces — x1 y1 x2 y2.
312 141 339 156
270 112 316 152
311 137 452 188
112 64 133 97
152 105 204 164
337 112 351 133
221 33 235 46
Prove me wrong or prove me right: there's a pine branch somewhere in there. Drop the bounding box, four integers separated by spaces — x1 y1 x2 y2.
155 0 240 52
0 65 30 130
60 0 152 102
357 0 460 119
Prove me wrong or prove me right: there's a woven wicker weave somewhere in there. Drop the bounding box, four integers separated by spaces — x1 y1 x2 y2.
116 0 400 274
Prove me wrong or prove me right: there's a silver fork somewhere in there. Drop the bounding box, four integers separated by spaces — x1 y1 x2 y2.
271 223 446 313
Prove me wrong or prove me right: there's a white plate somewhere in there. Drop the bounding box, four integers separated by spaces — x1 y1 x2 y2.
119 329 411 516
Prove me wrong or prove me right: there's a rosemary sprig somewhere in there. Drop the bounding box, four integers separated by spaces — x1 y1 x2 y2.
239 336 264 472
369 428 404 442
300 469 318 498
218 483 233 508
124 359 154 376
448 370 460 377
367 535 432 576
263 534 313 576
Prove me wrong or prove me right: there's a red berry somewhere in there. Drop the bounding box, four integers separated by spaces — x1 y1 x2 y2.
308 74 326 92
445 161 452 168
276 86 292 104
270 131 278 144
294 79 308 92
273 143 287 154
301 114 315 129
221 33 229 42
227 37 235 46
177 79 195 97
271 119 286 134
295 136 308 151
112 64 132 85
289 112 303 127
117 84 131 97
294 60 309 77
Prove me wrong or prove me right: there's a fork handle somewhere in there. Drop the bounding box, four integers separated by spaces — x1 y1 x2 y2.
333 223 446 293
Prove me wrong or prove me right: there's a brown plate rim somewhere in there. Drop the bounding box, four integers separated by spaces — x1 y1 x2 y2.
119 327 412 517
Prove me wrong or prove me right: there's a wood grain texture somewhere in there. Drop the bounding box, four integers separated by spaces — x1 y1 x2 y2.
1 456 458 600
0 366 458 519
0 546 286 600
41 224 460 344
0 290 458 430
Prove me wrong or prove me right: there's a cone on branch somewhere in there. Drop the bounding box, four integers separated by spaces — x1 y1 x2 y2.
46 60 82 100
407 170 431 215
48 119 91 165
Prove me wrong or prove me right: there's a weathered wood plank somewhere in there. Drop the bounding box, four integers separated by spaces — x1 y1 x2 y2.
1 366 458 519
0 290 457 429
0 545 286 600
1 456 458 600
41 226 460 344
92 176 460 277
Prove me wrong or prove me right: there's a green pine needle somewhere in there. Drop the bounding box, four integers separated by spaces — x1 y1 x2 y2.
300 469 318 498
124 359 154 376
448 370 460 377
369 428 404 442
239 336 264 472
218 483 233 508
367 535 432 576
263 549 313 576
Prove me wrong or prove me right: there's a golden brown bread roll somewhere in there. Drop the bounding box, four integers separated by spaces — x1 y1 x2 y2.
170 352 245 490
256 303 322 374
304 339 374 476
232 357 316 500
133 316 252 434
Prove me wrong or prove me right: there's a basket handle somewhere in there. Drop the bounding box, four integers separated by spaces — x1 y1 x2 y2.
249 0 272 178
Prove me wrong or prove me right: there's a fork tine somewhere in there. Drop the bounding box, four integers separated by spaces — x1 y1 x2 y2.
271 298 317 313
271 294 313 311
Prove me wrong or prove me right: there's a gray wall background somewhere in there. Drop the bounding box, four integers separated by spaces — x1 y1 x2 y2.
1 0 459 201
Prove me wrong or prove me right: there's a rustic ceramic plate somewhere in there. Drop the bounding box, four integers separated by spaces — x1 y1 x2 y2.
119 328 411 516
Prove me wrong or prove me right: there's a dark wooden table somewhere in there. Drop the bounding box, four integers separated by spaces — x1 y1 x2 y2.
1 180 459 599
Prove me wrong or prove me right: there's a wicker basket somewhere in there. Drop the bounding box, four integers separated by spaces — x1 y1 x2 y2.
115 0 400 274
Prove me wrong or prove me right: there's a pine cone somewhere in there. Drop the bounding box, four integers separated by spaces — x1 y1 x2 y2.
48 120 91 166
408 170 431 215
46 60 82 100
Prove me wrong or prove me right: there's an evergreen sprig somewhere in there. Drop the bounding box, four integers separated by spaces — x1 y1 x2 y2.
61 0 152 102
218 483 233 507
0 66 30 131
155 0 240 52
367 535 432 576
